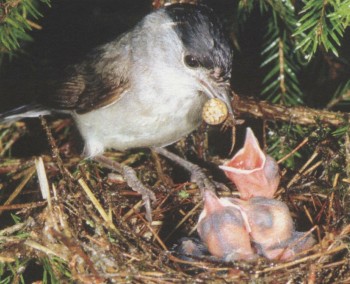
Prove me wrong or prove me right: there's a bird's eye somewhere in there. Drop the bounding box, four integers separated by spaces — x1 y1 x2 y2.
184 55 200 68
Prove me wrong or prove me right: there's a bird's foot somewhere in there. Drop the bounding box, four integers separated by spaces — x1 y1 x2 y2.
94 155 156 222
152 147 216 195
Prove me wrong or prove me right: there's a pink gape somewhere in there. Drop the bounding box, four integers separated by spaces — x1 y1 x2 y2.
197 191 315 261
196 128 315 261
220 128 280 199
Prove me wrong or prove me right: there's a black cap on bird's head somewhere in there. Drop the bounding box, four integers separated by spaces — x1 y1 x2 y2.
165 4 233 81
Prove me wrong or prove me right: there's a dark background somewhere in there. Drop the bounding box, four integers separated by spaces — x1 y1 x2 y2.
1 0 350 110
1 0 350 157
0 0 265 110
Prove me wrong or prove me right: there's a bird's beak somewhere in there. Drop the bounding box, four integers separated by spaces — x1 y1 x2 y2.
199 78 233 115
219 128 280 199
198 192 315 261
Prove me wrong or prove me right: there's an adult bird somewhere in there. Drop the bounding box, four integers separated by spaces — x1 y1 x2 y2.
0 4 234 221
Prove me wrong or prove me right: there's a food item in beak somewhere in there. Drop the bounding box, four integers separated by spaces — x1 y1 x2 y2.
202 98 228 125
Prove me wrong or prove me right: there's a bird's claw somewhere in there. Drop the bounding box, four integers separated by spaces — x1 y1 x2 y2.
94 155 156 222
121 165 156 222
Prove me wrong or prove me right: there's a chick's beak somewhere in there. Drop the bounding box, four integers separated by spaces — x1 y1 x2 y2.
219 128 280 199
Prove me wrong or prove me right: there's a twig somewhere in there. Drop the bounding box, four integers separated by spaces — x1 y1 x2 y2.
255 244 348 274
278 137 309 164
233 94 348 126
0 166 36 215
287 151 319 188
78 178 122 236
165 200 203 241
24 239 69 261
0 201 46 211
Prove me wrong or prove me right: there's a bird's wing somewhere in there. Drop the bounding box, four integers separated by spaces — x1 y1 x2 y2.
45 35 131 114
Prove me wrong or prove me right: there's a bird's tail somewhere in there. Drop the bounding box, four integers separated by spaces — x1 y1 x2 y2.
0 104 51 124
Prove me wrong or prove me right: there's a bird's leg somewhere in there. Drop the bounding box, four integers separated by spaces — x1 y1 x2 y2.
152 147 216 195
94 155 156 222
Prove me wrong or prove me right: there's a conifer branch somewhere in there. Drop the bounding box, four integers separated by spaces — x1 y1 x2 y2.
294 0 349 57
233 93 348 127
0 0 50 60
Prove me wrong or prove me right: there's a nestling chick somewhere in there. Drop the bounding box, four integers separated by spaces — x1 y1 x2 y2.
193 128 314 262
196 193 314 262
220 128 280 199
231 197 315 261
197 190 256 261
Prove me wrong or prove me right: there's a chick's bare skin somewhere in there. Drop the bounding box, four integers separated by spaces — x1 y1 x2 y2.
232 197 315 260
220 128 280 200
197 190 256 261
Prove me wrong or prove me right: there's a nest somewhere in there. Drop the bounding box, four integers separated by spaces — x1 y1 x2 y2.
0 115 350 283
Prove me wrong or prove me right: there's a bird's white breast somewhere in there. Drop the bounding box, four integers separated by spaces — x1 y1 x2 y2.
74 68 206 156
